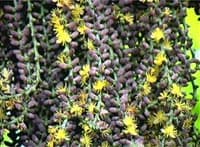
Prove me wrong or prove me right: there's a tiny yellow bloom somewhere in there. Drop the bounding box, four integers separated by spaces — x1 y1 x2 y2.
70 104 83 116
48 126 57 135
175 101 191 111
80 134 92 147
77 22 89 35
57 52 69 64
101 141 110 147
142 82 151 95
153 111 168 125
146 72 157 83
123 12 134 25
124 125 138 136
79 64 90 84
86 39 95 50
171 83 183 97
158 90 169 100
163 7 172 16
82 124 92 134
126 104 138 115
56 84 68 94
0 108 6 120
55 128 69 142
88 103 96 113
161 124 177 138
55 26 72 45
52 0 74 9
154 52 167 66
47 140 54 147
72 4 84 18
93 80 110 93
123 116 136 127
163 39 172 50
151 27 165 42
79 91 88 105
1 68 12 81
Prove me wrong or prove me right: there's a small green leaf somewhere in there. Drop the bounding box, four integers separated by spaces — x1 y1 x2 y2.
195 115 200 132
3 129 13 144
192 101 200 115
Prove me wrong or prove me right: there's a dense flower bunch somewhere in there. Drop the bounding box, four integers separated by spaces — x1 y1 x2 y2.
0 0 200 146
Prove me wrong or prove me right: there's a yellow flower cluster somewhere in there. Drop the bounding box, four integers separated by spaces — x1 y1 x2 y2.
154 52 167 66
0 68 12 94
114 5 134 25
161 124 177 138
72 4 85 22
150 111 168 125
47 126 69 147
52 0 74 9
151 27 165 42
93 79 110 93
70 103 83 116
171 83 183 97
123 116 138 136
79 64 90 84
143 51 167 96
51 9 71 45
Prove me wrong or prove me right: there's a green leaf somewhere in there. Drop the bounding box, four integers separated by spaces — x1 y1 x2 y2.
195 115 200 133
3 129 13 144
192 101 200 115
185 8 200 50
182 82 193 99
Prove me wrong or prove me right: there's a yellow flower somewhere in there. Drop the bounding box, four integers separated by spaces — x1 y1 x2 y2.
56 84 68 94
163 7 171 16
183 118 193 129
93 80 110 93
55 25 72 45
101 141 110 147
158 90 169 100
1 68 12 81
55 128 69 142
57 52 69 64
123 116 136 126
124 125 138 136
52 0 74 9
79 64 90 84
51 9 71 45
151 27 165 42
82 124 92 134
0 83 10 94
161 124 177 138
126 104 138 115
79 91 88 105
123 12 134 25
80 134 92 147
154 52 167 66
86 39 95 50
72 4 84 19
146 72 157 83
48 126 57 135
51 8 62 25
0 108 6 120
163 39 172 50
142 82 151 95
175 101 191 111
77 22 89 35
70 104 83 116
153 111 168 125
88 103 96 113
171 83 183 97
47 140 54 147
